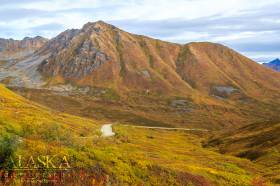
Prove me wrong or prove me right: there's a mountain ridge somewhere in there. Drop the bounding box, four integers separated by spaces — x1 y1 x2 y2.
21 21 280 98
0 36 48 60
1 20 280 129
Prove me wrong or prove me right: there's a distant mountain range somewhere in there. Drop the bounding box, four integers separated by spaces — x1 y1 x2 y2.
263 58 280 72
0 36 47 60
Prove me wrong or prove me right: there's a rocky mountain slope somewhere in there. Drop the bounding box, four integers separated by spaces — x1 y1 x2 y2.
1 21 280 129
0 36 47 60
36 21 192 95
2 21 280 99
263 58 280 72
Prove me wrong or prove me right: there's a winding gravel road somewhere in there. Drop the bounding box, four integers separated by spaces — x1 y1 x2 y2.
100 123 208 138
122 125 208 131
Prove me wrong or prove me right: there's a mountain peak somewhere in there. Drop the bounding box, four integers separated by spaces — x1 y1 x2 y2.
95 20 109 25
23 36 48 43
270 58 280 64
264 58 280 65
82 20 117 32
263 58 280 71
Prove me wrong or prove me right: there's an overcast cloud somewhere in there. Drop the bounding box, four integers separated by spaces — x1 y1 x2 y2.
0 0 280 62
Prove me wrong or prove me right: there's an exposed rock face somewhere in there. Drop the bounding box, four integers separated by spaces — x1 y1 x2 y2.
38 28 111 78
263 58 280 72
37 21 191 94
0 36 48 60
0 36 48 87
37 23 114 82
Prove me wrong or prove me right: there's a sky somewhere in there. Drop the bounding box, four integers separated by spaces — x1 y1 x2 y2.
1 0 280 62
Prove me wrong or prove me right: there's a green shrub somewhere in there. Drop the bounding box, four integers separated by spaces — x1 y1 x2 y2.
0 134 19 170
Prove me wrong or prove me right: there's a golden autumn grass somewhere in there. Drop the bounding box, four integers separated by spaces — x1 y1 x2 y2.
0 84 276 185
0 84 99 138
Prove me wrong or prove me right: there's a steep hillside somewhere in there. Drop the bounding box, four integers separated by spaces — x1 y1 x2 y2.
206 119 280 183
263 58 280 72
177 43 280 101
0 84 272 185
0 83 99 146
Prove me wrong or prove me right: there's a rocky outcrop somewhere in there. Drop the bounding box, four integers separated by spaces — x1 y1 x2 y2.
37 21 191 94
38 23 113 79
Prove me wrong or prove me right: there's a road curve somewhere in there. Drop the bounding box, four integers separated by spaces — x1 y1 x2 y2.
101 124 115 137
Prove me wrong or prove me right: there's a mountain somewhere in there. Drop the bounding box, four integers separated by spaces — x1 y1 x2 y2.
2 21 280 98
0 36 48 61
37 21 192 95
263 58 280 72
0 21 280 129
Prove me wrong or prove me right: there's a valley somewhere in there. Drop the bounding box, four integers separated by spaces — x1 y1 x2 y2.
0 83 273 185
0 21 279 185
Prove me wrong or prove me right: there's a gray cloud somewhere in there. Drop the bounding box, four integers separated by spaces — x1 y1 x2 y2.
0 8 49 21
30 23 64 31
0 0 279 62
108 7 280 62
1 0 47 5
109 10 280 42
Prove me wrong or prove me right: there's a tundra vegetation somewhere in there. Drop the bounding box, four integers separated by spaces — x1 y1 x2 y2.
0 84 276 185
